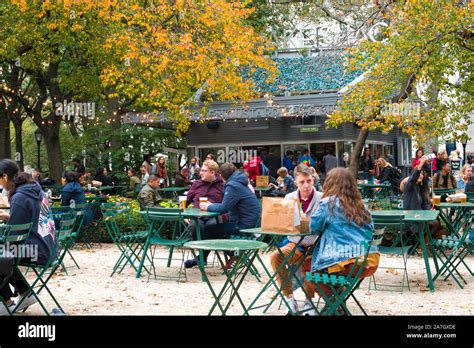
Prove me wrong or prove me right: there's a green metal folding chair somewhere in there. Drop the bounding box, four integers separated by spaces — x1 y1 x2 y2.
15 216 78 315
431 210 473 289
368 215 412 293
101 203 149 277
141 209 191 282
0 222 33 315
51 204 88 272
306 236 382 316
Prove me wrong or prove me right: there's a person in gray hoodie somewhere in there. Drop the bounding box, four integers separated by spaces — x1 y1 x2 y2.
0 160 56 315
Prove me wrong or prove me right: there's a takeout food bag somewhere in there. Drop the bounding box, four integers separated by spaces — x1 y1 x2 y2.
256 176 269 188
261 197 303 234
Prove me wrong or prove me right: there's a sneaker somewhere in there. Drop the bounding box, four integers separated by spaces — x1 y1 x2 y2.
302 300 317 316
0 301 16 316
285 297 299 315
15 293 38 312
184 259 207 269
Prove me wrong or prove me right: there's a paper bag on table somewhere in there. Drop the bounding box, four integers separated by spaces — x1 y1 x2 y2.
256 176 269 188
261 197 302 234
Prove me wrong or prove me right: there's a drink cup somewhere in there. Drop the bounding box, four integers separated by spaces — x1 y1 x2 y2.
179 196 187 209
433 195 441 205
199 197 208 210
87 184 92 191
460 194 467 204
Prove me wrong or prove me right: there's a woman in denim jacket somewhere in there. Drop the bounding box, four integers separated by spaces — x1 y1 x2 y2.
303 168 380 315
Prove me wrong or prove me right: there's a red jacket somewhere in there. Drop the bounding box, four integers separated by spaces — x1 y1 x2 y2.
186 176 225 208
243 156 261 181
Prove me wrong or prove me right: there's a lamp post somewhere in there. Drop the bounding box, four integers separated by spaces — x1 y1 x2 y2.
34 128 43 171
461 139 467 165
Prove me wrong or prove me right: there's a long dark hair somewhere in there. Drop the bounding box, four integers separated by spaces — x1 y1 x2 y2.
95 167 106 177
322 168 371 226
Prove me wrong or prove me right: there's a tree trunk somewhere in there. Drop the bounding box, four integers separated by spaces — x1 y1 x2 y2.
11 117 24 170
349 127 369 178
0 108 11 159
42 124 64 182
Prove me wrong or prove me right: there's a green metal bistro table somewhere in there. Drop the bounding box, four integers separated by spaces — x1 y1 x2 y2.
138 208 220 280
358 182 392 200
184 239 267 315
158 187 187 199
240 228 318 315
370 210 440 291
434 202 474 237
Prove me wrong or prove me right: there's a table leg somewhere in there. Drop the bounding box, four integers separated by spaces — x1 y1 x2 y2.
190 250 227 315
246 236 310 315
418 222 435 291
208 251 256 315
193 218 206 282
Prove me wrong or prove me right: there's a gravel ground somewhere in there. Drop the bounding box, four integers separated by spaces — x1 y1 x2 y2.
17 243 474 316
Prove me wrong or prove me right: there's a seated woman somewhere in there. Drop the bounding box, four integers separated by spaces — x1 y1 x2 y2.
61 171 92 228
375 157 400 196
457 164 472 190
0 160 56 315
94 167 114 186
303 168 380 315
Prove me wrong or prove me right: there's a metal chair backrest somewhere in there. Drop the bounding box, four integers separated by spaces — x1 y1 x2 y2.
2 223 33 244
57 216 77 242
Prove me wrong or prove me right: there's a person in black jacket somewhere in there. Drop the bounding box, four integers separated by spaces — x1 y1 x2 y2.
94 167 114 186
402 156 444 241
0 159 56 315
402 157 431 211
376 157 400 196
71 158 85 175
360 147 375 181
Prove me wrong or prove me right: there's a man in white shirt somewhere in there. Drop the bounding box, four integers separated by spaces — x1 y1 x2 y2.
270 164 322 316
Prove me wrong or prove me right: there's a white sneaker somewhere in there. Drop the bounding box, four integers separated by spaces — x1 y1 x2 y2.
15 293 38 312
286 297 299 315
0 301 16 316
302 300 317 316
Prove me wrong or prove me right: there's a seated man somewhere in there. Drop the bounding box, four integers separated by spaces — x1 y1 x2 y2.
174 167 191 188
125 169 141 198
433 162 457 190
197 163 260 266
137 175 162 210
184 160 224 268
270 164 322 315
